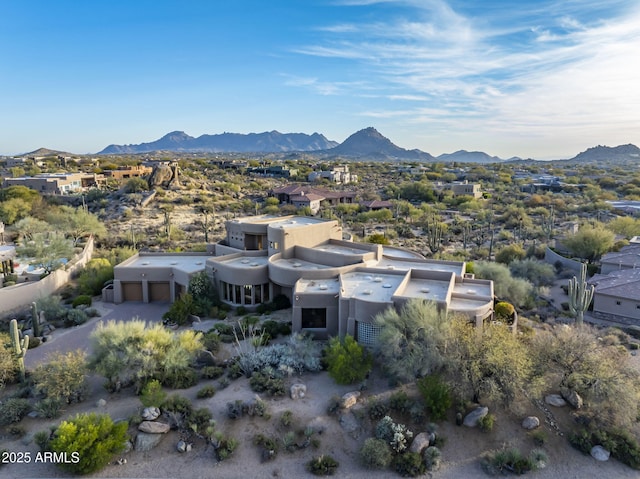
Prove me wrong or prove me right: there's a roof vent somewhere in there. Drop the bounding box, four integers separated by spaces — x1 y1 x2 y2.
383 283 392 288
319 284 328 290
373 277 383 283
421 288 430 293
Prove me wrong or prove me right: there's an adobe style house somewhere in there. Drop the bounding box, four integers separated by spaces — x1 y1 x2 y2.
3 173 97 195
112 215 494 343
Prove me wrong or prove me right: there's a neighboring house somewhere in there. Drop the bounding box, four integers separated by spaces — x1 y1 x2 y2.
111 215 494 345
270 185 356 209
433 181 482 199
360 200 393 211
247 165 297 178
103 165 152 180
308 165 357 184
3 173 97 194
607 200 640 217
589 244 640 324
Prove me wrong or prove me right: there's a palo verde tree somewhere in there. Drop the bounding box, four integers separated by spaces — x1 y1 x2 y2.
563 223 615 263
324 334 372 385
16 232 74 275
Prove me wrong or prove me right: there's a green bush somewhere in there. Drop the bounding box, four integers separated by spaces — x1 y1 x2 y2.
202 330 221 353
570 428 640 469
392 452 425 477
72 294 92 308
388 390 411 414
32 350 88 404
34 398 64 419
64 308 88 326
201 366 224 379
197 385 216 399
213 432 238 461
417 374 451 421
162 293 196 326
423 446 442 471
36 295 67 323
261 320 291 338
77 258 114 296
307 455 339 476
494 301 515 320
49 413 128 475
162 367 199 389
479 413 496 432
480 447 535 475
139 379 167 408
249 371 285 396
0 398 31 425
367 400 389 420
324 335 372 385
360 437 392 469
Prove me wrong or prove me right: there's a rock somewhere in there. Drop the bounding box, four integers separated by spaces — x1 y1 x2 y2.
339 411 361 439
455 412 463 426
262 448 276 462
340 391 360 409
176 440 188 453
27 411 40 419
116 458 127 465
409 433 431 454
522 416 540 430
591 445 610 461
428 432 437 445
290 383 307 400
122 440 133 454
138 421 170 434
560 388 583 409
135 432 164 452
545 394 567 407
142 407 161 421
96 399 107 408
463 406 489 427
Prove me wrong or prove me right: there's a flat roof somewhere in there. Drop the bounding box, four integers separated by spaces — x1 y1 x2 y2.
271 257 331 271
382 246 425 259
399 277 451 302
269 217 331 229
214 256 269 269
450 297 491 311
341 271 406 302
0 245 16 260
314 243 371 256
119 254 211 274
374 257 464 275
296 278 340 294
452 281 492 298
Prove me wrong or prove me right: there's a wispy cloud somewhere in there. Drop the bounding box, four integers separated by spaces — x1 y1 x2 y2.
290 0 640 155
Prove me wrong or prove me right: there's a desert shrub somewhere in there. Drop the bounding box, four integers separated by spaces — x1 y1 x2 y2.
162 394 193 417
0 398 31 425
409 401 426 423
189 407 214 436
78 258 114 296
569 428 640 469
34 398 64 419
494 301 515 321
360 437 392 469
417 374 451 421
213 432 238 461
162 367 199 389
213 322 235 336
324 335 372 385
71 294 92 308
249 370 285 396
388 390 412 414
201 366 224 379
529 448 548 469
139 379 167 408
202 330 221 353
34 429 53 450
530 429 546 446
36 295 67 323
307 455 339 476
327 395 341 415
479 413 496 432
423 446 442 471
235 306 248 316
64 308 89 327
162 293 196 326
49 413 128 474
282 430 296 452
197 385 216 399
254 433 279 460
9 424 26 437
392 452 425 477
480 447 535 475
261 320 291 338
226 400 244 420
280 410 294 428
32 350 88 404
85 307 100 317
367 399 389 420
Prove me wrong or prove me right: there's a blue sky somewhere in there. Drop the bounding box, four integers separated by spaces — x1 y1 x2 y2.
1 0 639 159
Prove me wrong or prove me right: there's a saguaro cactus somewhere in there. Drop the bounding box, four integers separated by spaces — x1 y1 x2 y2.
10 318 29 382
31 301 41 337
568 262 594 326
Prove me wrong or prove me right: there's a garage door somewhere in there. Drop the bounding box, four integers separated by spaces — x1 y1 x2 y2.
122 282 143 302
149 282 171 302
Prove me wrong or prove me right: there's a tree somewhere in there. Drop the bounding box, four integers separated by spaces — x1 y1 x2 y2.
12 216 50 241
608 216 640 239
532 325 640 429
509 259 556 287
495 244 527 265
32 350 88 404
78 258 114 296
47 206 107 246
373 300 449 384
89 318 203 392
124 177 149 193
16 232 74 275
0 198 31 224
48 413 128 474
473 261 533 308
445 318 536 406
367 233 390 245
563 224 615 263
325 335 372 385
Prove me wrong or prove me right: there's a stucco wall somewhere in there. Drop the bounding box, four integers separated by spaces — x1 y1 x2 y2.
593 294 640 323
0 236 94 316
544 247 582 273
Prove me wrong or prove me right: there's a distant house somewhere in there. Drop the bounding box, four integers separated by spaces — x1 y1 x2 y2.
308 165 357 184
3 172 98 194
433 180 482 199
247 165 297 178
270 185 356 211
360 200 393 211
103 165 152 181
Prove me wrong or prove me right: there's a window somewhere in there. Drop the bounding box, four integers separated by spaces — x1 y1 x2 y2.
244 285 252 304
269 241 279 250
301 308 326 329
254 284 262 304
616 300 622 306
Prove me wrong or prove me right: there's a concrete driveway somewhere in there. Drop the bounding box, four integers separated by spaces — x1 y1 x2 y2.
24 301 170 369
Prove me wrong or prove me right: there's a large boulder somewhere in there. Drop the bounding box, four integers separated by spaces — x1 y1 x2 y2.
142 407 161 421
560 387 583 409
290 383 307 400
135 432 164 452
409 433 431 454
340 391 360 409
138 421 170 434
463 406 489 427
545 394 567 407
522 416 540 430
591 445 610 462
